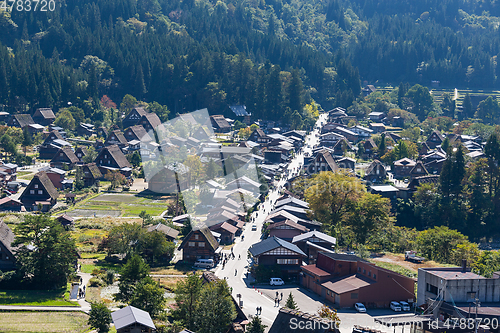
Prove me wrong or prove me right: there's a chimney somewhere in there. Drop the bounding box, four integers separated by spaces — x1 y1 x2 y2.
462 259 467 273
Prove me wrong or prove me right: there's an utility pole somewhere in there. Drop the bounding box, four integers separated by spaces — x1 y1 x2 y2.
474 297 480 333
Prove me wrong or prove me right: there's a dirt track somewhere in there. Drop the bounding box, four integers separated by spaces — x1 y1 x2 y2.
371 253 444 271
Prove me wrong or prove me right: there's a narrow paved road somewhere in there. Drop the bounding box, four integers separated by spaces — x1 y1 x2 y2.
214 113 328 327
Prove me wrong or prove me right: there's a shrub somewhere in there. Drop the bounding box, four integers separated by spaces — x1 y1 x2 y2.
89 277 105 287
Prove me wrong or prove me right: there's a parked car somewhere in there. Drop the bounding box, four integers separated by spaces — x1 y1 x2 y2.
399 301 411 311
354 303 366 313
390 301 402 312
193 258 214 269
251 224 257 231
270 277 284 286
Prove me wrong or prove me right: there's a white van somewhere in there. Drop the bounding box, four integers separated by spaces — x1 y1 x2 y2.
270 277 284 286
194 258 214 269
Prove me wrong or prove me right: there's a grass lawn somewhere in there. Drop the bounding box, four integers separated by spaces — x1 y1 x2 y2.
150 262 195 276
0 312 89 333
0 285 78 306
370 261 418 278
16 171 32 177
79 255 122 275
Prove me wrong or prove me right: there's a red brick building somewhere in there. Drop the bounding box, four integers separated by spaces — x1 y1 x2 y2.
301 252 415 308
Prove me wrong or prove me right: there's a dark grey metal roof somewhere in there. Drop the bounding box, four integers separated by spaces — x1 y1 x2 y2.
230 105 250 117
249 236 306 257
111 306 156 331
292 231 336 245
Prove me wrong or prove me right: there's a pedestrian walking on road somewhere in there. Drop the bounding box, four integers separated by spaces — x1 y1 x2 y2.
280 292 283 300
238 254 241 260
235 269 237 276
259 306 262 314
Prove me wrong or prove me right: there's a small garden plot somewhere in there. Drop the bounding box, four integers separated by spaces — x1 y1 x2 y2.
0 312 90 333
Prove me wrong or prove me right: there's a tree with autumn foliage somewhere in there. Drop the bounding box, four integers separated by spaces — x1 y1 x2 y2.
317 304 341 328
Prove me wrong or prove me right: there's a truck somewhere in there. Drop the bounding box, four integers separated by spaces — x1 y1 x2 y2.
405 251 425 263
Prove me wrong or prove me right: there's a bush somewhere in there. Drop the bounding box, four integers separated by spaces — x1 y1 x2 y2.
89 277 105 287
104 270 115 285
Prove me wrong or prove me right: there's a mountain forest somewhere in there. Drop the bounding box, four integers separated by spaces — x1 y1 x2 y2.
2 0 500 125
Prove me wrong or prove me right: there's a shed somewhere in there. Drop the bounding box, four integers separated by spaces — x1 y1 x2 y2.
111 306 156 333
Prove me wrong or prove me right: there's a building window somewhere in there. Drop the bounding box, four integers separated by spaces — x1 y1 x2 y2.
373 274 376 279
38 190 43 194
34 184 38 189
351 293 358 299
368 271 371 277
194 234 199 240
426 283 438 295
198 242 205 247
467 292 476 300
276 259 299 265
30 190 34 194
60 153 63 157
358 267 361 272
363 269 366 274
188 242 195 247
327 290 330 295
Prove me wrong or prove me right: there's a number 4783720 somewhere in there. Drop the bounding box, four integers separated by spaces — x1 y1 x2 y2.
0 0 56 12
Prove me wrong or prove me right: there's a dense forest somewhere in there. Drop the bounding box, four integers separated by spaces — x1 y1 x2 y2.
1 0 500 122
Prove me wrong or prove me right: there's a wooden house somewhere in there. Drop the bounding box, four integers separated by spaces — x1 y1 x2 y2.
305 149 339 175
409 160 429 180
0 221 17 270
81 163 102 187
210 115 231 133
50 146 79 169
7 114 34 128
138 113 161 132
426 130 444 149
19 171 59 211
124 125 152 143
57 214 74 227
393 158 416 178
292 231 336 264
266 219 309 242
0 197 23 212
94 145 132 177
209 222 238 244
248 236 306 280
248 128 271 145
32 108 55 125
96 127 108 139
27 123 45 136
363 138 377 158
42 167 67 189
77 123 94 137
122 107 148 129
178 226 220 262
148 163 190 194
336 157 356 171
75 147 88 162
38 130 71 160
364 159 387 183
146 222 179 242
105 130 128 148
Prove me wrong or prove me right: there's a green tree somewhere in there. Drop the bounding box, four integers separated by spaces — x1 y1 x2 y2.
14 215 78 288
377 133 387 156
139 231 175 265
22 127 32 156
416 226 468 263
127 151 142 168
347 192 392 245
115 254 150 303
440 93 455 118
194 280 236 333
173 273 203 329
472 251 500 278
54 109 76 131
74 166 85 190
82 146 98 164
441 137 450 153
476 96 500 123
317 304 341 327
147 101 170 122
304 171 365 239
67 106 85 125
406 84 434 121
130 276 166 318
121 94 137 113
1 134 17 157
104 170 127 189
246 316 267 333
88 302 112 333
462 93 473 119
284 292 298 310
